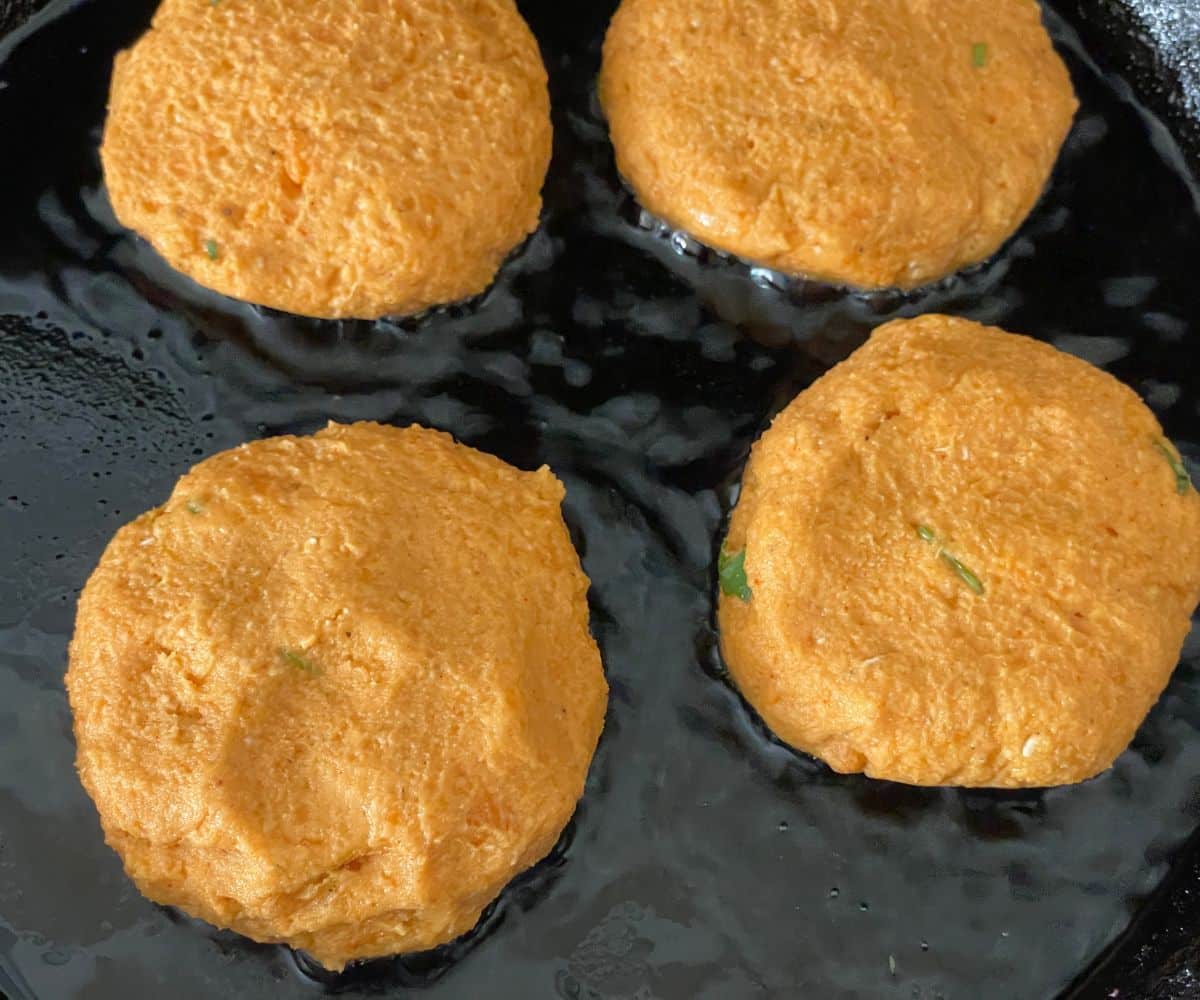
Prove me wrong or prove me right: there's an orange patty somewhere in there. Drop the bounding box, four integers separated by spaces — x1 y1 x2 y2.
67 422 607 968
601 0 1077 288
101 0 552 318
719 316 1200 787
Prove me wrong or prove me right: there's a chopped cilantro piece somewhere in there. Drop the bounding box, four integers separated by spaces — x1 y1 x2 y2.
940 552 985 595
915 523 984 596
1154 438 1192 495
718 545 752 602
279 648 320 675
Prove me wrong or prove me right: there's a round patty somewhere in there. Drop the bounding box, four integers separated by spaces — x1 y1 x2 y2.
67 422 607 968
101 0 552 318
600 0 1077 289
718 315 1200 787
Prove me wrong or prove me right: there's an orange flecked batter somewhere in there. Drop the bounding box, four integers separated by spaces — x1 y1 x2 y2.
719 316 1200 787
101 0 552 318
67 423 607 968
601 0 1078 289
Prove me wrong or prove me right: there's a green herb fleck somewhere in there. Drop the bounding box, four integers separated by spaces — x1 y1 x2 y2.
279 648 320 675
1153 437 1192 495
203 239 219 260
915 524 985 596
971 42 988 68
940 552 985 595
185 500 203 514
718 545 752 602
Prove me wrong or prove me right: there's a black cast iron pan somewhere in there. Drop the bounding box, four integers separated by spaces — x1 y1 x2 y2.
2 0 1200 996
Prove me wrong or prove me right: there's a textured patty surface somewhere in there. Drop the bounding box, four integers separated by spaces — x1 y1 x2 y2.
719 315 1200 787
600 0 1078 289
67 422 607 969
101 0 551 318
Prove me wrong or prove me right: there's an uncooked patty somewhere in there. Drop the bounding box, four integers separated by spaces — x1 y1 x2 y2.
718 315 1200 787
601 0 1078 288
67 422 607 968
101 0 552 318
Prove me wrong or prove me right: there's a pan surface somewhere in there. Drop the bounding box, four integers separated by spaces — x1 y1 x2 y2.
2 1 1200 997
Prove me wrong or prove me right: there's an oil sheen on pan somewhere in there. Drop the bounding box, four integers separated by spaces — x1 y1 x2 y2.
2 0 1200 998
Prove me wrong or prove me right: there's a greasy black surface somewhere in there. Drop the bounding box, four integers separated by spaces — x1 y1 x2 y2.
2 1 1200 997
1061 0 1200 168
